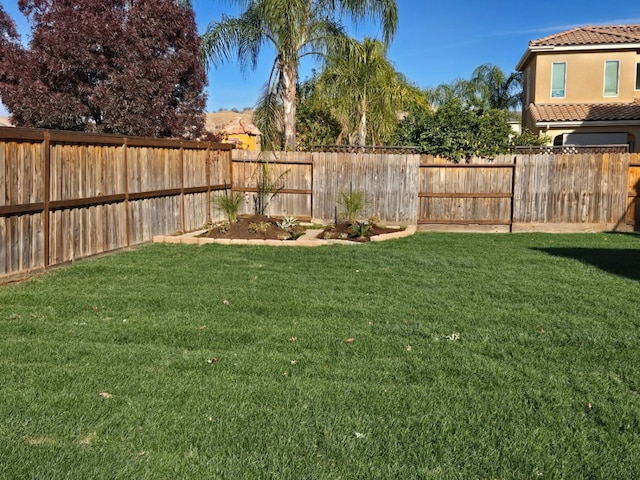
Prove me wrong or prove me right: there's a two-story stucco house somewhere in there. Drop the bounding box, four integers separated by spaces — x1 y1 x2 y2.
517 25 640 151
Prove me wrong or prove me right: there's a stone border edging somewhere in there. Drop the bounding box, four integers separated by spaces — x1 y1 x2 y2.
153 225 416 247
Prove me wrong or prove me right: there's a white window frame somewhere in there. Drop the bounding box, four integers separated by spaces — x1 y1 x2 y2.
603 60 620 97
551 62 566 99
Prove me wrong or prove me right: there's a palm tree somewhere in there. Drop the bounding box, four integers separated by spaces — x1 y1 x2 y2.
469 63 522 111
200 0 398 150
316 37 425 146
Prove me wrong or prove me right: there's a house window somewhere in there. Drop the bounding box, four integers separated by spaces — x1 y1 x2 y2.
551 62 566 98
635 63 640 90
604 60 619 97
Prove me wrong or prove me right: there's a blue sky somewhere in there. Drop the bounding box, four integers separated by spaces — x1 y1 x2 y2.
2 0 640 115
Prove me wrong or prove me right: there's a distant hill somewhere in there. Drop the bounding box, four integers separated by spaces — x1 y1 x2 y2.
0 111 255 133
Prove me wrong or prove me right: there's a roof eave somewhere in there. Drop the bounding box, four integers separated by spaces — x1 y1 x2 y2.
536 119 640 128
517 42 640 71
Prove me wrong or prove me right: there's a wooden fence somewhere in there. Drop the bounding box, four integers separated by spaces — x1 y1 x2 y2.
2 128 637 282
1 127 232 281
232 149 632 231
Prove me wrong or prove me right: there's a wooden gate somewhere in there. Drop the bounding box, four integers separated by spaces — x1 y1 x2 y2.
627 153 640 226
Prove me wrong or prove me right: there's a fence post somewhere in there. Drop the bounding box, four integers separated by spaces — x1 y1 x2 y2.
43 130 51 270
179 144 185 233
206 144 212 224
510 156 517 233
123 138 130 248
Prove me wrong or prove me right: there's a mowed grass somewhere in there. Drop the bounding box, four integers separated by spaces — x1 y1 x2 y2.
1 232 640 479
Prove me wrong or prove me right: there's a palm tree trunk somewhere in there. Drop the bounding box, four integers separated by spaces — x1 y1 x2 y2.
357 97 367 146
281 63 297 150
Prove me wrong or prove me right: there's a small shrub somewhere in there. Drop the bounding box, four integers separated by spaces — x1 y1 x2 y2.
249 221 271 234
287 230 305 240
215 190 243 223
338 190 367 224
350 221 372 238
276 216 298 230
253 162 289 216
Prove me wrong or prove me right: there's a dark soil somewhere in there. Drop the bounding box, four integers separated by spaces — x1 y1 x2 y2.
201 215 303 240
317 222 405 243
200 215 405 242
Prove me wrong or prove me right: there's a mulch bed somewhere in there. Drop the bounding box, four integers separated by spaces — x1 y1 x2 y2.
317 222 405 243
200 215 405 242
201 215 303 240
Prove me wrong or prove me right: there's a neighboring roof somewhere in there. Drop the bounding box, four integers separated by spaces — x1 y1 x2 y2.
528 100 640 124
516 24 640 70
530 25 640 47
220 117 261 136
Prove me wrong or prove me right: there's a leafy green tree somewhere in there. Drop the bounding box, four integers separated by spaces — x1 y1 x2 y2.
200 0 398 150
315 37 426 146
392 99 512 161
295 74 341 150
510 128 550 148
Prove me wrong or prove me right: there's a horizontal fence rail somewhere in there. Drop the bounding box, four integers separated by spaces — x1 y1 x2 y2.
1 127 232 281
2 128 637 282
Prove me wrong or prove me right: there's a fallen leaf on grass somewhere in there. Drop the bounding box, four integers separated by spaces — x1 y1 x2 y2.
223 299 230 305
405 345 412 351
207 357 219 364
345 337 355 344
198 325 207 330
282 371 289 377
98 391 113 398
290 360 297 365
288 336 297 342
445 333 460 341
354 432 365 439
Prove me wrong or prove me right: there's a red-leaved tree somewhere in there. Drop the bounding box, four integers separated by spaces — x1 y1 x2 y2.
0 0 205 138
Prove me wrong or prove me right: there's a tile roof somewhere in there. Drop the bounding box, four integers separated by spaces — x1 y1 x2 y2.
530 25 640 47
529 100 640 123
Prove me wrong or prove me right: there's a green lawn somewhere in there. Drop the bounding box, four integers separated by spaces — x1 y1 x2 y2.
1 233 640 479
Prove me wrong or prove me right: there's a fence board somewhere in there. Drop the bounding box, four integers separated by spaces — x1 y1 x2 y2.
1 127 231 281
512 151 627 228
312 151 419 223
418 156 514 225
231 151 313 219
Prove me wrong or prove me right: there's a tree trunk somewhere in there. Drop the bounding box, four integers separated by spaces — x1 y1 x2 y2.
281 63 297 151
357 96 367 146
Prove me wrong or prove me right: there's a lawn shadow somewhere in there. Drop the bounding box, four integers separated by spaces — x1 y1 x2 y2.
534 243 640 282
